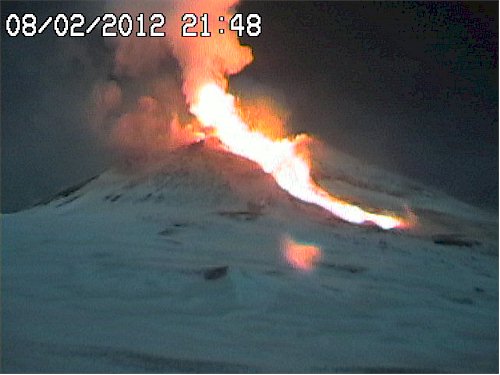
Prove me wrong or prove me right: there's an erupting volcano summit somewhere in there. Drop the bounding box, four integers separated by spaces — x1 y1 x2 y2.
160 0 406 229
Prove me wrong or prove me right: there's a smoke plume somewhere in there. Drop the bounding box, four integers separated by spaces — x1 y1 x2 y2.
165 0 253 104
90 0 253 164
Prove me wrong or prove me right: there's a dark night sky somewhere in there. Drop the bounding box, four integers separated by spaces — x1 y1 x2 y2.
1 1 498 213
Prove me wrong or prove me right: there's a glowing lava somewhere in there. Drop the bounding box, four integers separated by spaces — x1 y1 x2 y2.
191 83 403 230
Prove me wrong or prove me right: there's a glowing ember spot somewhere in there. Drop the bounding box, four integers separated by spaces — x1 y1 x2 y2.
191 83 403 230
282 236 321 271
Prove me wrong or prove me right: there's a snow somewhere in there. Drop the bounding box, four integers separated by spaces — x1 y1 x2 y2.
2 143 498 372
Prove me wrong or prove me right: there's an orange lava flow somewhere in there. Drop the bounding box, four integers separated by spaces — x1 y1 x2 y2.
191 83 403 230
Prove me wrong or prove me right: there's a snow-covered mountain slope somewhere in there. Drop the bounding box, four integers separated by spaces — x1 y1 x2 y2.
3 142 498 372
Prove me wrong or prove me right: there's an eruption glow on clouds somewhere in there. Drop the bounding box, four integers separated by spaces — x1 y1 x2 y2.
282 235 322 271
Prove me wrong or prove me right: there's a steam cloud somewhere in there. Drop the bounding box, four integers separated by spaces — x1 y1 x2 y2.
91 0 253 164
165 0 253 104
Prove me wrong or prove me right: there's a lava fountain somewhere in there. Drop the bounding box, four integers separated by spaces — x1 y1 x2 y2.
165 0 405 230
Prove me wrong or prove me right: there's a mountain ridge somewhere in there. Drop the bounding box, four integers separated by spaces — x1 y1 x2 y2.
3 140 498 372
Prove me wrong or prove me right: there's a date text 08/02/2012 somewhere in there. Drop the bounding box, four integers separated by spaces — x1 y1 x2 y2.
4 13 262 38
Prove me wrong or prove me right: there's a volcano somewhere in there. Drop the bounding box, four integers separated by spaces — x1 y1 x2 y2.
3 142 498 373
